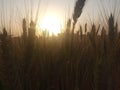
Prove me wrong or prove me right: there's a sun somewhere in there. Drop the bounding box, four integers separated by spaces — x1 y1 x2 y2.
39 15 62 36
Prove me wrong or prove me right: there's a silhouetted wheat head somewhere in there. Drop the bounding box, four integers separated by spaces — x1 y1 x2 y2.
108 14 118 42
22 18 27 43
72 0 86 32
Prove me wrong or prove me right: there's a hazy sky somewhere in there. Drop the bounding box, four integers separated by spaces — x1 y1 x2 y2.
0 0 119 22
0 0 120 35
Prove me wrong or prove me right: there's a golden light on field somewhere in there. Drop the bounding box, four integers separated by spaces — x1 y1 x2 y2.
39 14 62 36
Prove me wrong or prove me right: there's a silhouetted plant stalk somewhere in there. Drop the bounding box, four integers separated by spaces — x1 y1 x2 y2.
23 20 36 90
108 14 115 42
22 18 27 44
66 19 71 35
28 20 36 41
115 22 118 38
71 0 86 54
25 20 36 66
85 23 87 34
101 27 107 57
65 19 71 52
89 24 97 49
0 28 9 61
80 25 83 40
72 0 86 33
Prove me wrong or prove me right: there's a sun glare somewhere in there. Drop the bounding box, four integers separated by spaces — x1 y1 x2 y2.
39 15 62 36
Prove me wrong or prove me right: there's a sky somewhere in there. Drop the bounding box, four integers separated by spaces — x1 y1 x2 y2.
0 0 120 35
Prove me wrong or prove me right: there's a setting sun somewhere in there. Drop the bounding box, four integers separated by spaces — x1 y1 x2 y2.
39 15 62 35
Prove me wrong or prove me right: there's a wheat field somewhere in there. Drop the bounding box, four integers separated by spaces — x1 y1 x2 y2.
0 0 120 90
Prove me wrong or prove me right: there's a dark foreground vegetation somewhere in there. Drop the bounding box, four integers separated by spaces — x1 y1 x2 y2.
0 14 120 90
0 0 120 90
